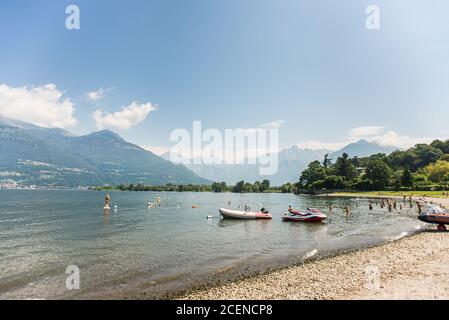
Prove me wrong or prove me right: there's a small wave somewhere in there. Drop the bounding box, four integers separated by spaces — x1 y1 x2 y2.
302 248 318 260
384 231 408 242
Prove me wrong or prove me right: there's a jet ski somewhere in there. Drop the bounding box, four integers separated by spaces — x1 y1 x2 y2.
418 206 449 231
282 207 327 223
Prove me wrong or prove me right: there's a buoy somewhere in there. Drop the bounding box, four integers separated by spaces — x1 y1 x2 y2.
207 215 213 219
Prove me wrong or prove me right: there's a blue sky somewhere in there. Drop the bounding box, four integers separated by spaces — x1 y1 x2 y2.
0 0 448 153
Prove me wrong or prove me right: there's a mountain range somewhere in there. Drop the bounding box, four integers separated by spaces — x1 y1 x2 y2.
163 140 398 185
329 139 397 159
0 117 210 187
0 116 398 187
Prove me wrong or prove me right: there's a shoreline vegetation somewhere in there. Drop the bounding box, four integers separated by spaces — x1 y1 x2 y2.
93 180 284 193
93 183 449 201
298 140 449 194
93 140 449 197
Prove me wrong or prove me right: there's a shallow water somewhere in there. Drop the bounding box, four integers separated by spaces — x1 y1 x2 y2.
0 190 424 299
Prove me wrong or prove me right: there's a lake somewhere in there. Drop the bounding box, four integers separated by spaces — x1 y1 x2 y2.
0 190 423 299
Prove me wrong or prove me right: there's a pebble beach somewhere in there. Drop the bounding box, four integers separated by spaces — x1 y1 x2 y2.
181 197 449 300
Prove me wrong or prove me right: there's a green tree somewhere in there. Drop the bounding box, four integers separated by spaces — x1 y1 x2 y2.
401 167 414 188
323 153 332 168
413 144 443 170
430 139 449 154
252 181 261 193
281 183 293 193
243 182 254 193
322 175 346 189
364 160 392 190
334 153 356 181
211 182 226 192
423 160 449 183
299 160 327 187
232 180 245 193
261 179 270 192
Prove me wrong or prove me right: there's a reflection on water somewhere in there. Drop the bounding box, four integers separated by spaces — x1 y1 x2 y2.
0 190 424 299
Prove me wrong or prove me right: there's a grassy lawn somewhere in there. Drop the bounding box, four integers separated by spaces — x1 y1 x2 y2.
332 191 448 199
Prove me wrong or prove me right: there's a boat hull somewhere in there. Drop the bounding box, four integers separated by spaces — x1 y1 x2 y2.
219 208 272 220
282 215 326 223
418 214 449 225
282 208 327 223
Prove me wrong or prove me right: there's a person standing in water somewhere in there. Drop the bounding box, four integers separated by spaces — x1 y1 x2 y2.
388 201 393 213
104 194 111 210
417 201 422 214
156 196 161 206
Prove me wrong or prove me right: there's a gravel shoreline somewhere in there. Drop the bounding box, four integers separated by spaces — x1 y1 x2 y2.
181 229 449 300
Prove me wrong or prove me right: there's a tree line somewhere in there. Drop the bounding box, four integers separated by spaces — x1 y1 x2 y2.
94 179 281 193
96 140 449 194
299 140 449 192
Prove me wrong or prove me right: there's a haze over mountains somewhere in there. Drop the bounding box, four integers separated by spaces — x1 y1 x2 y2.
0 116 398 188
0 117 209 187
163 140 398 185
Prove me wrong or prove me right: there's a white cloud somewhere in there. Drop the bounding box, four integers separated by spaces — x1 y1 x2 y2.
297 140 348 151
93 101 157 130
348 126 436 149
349 126 384 138
260 120 285 129
86 87 114 101
140 145 168 156
0 83 76 128
371 131 434 149
296 126 440 151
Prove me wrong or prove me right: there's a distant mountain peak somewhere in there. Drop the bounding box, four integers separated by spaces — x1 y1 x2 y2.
330 139 397 158
0 119 210 187
86 129 123 140
0 115 73 136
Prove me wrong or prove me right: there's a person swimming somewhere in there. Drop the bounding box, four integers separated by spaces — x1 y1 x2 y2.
104 194 111 210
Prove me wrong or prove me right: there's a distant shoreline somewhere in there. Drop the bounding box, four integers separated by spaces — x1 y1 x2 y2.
326 191 449 199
